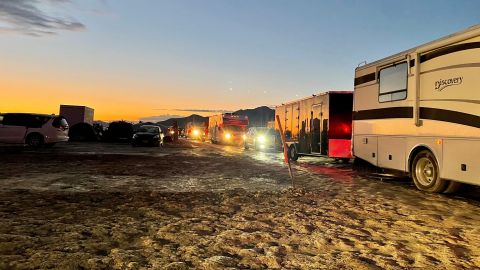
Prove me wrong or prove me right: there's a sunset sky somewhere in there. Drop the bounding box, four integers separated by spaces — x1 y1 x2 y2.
1 0 479 121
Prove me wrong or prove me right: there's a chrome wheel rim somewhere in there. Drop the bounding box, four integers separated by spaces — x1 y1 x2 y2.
415 157 436 186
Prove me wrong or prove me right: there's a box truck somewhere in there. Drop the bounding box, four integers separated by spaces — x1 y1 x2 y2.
208 113 248 145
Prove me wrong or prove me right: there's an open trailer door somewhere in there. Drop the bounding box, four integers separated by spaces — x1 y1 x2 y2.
328 93 353 159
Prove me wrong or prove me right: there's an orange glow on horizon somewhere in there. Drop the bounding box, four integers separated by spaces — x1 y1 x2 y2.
1 78 228 121
1 55 265 122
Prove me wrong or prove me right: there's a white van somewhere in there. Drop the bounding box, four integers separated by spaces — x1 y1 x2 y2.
0 113 69 147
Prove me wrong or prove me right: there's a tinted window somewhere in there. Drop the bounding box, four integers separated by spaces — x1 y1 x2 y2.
138 126 159 134
52 117 69 128
2 114 51 128
379 62 407 102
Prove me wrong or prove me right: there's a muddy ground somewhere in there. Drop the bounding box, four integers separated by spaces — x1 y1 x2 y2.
0 140 479 269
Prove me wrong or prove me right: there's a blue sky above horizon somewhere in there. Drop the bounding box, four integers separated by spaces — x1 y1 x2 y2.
1 0 479 121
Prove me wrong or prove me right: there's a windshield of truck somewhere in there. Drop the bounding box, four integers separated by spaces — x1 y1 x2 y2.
224 125 245 132
253 127 275 135
138 126 159 134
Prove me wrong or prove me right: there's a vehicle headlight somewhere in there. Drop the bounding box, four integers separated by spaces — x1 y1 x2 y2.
225 133 231 140
193 129 200 136
242 134 246 140
257 135 266 143
153 135 159 139
133 134 138 139
170 130 175 135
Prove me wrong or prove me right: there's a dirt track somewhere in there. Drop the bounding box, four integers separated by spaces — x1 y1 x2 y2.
0 141 479 269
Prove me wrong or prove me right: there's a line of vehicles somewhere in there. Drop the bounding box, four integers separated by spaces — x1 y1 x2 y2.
274 25 480 193
184 114 281 151
202 25 480 193
0 26 478 193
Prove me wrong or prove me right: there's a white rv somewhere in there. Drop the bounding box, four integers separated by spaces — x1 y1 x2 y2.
353 25 480 193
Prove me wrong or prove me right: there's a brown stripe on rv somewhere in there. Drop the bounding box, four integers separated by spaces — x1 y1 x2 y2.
420 42 480 63
399 42 480 68
353 107 413 120
354 72 376 86
353 107 479 128
420 107 480 128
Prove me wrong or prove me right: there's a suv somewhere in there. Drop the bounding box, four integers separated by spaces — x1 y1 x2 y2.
0 113 69 147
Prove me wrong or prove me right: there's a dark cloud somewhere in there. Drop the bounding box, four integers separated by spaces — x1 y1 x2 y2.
0 0 85 36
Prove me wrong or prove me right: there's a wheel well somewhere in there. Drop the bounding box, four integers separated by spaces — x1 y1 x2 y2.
408 146 433 176
26 132 44 142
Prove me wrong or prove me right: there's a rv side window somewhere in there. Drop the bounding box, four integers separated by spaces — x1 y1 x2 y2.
378 62 407 102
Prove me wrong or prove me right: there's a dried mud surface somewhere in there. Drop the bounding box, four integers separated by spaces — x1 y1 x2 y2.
0 141 479 269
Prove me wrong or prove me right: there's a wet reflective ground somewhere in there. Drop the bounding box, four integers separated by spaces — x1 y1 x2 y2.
0 140 479 269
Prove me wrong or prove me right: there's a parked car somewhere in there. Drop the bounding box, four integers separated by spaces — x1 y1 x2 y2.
104 121 134 142
0 113 69 147
244 127 281 151
132 125 164 147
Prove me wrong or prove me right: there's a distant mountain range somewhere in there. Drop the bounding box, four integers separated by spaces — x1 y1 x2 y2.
157 106 275 128
158 114 208 128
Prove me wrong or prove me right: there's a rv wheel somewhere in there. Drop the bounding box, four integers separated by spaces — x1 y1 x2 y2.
288 145 299 161
411 150 447 193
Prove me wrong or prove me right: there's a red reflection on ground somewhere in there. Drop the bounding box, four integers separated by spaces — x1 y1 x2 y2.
296 162 354 184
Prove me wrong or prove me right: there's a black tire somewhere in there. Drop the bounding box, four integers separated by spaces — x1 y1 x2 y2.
411 150 447 193
26 133 44 148
288 145 299 161
443 181 463 194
